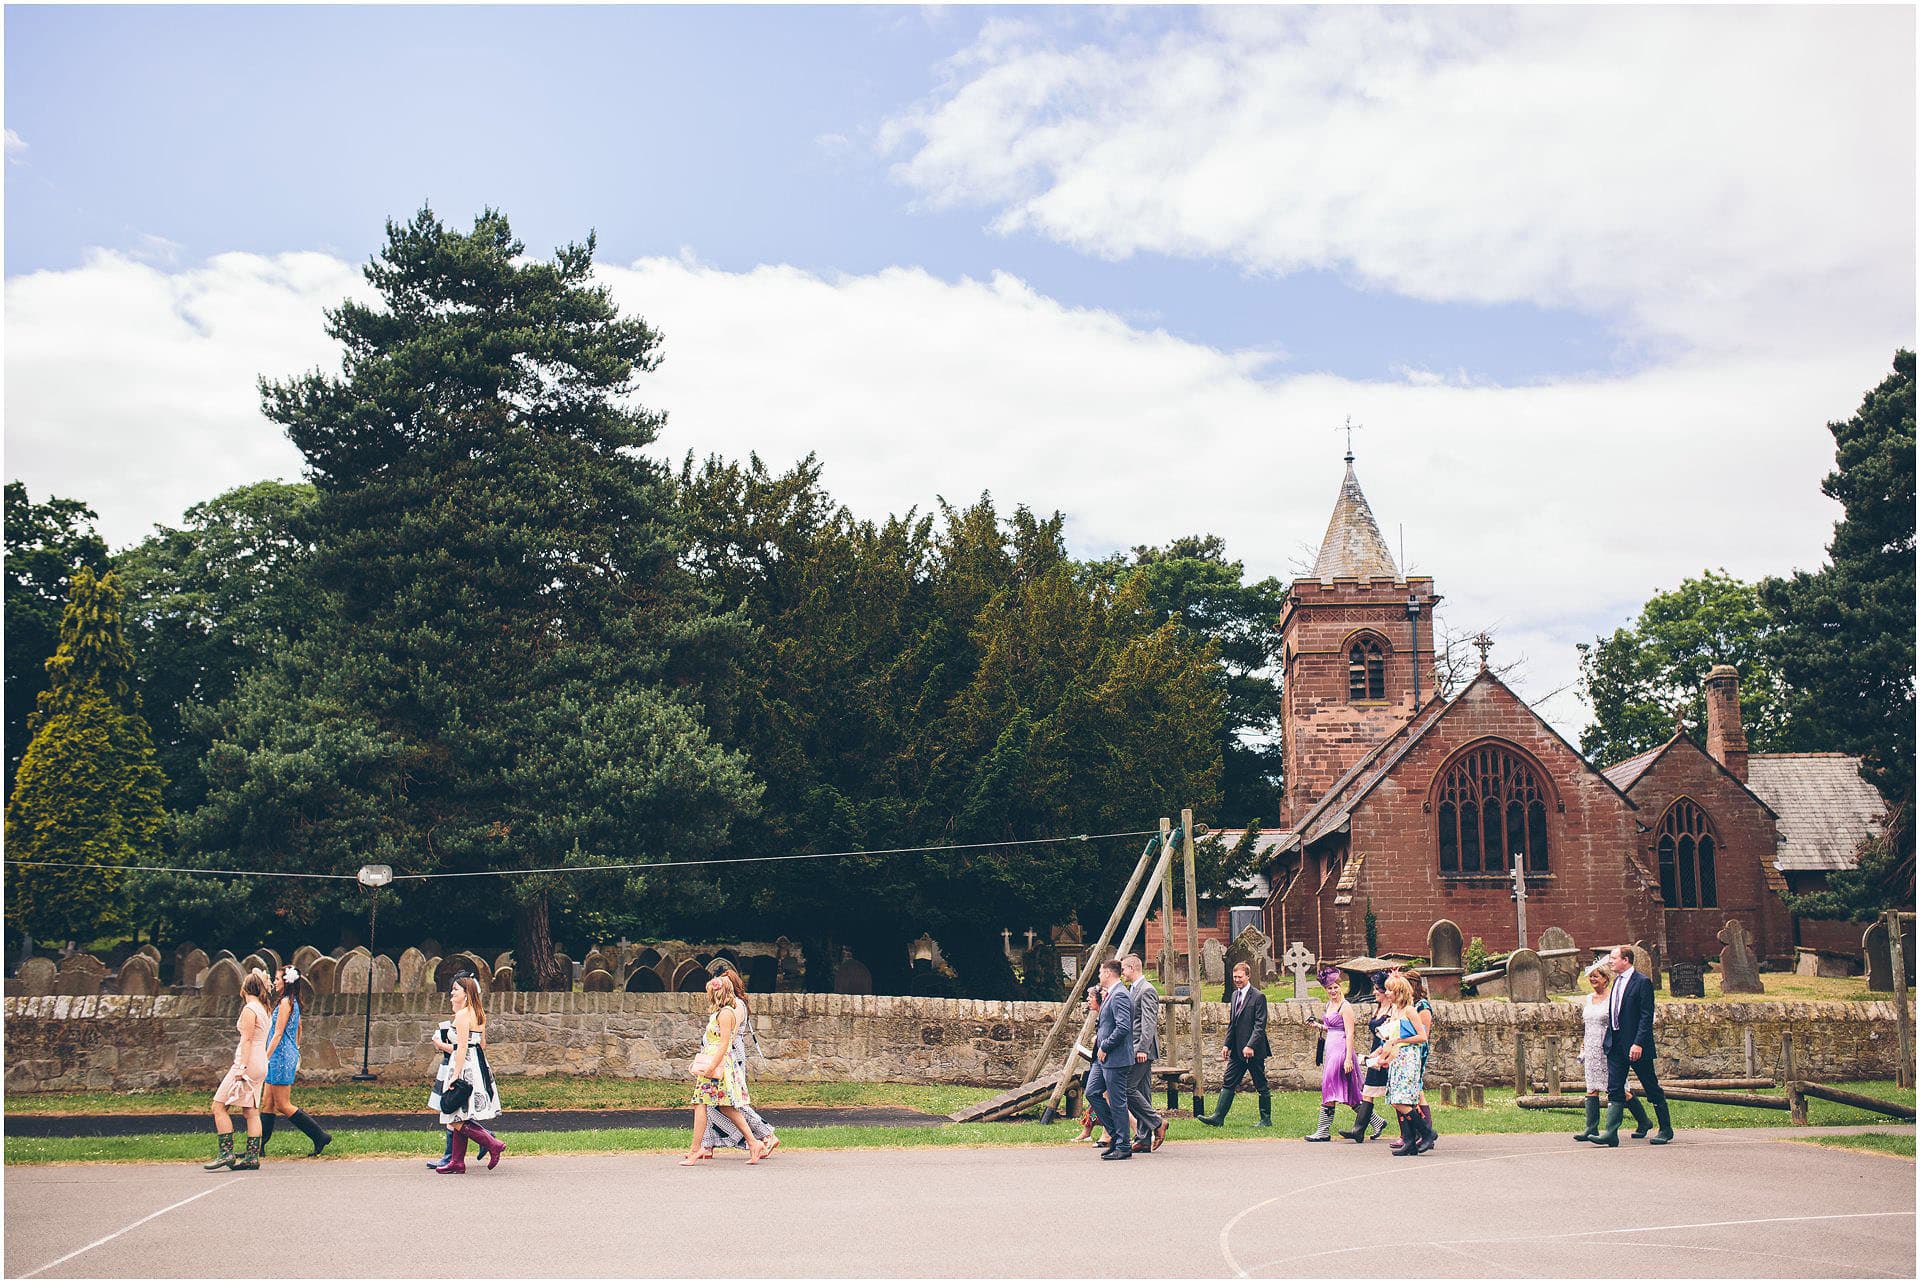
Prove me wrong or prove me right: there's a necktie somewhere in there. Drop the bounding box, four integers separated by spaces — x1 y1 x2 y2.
1232 989 1243 1017
1611 973 1624 1029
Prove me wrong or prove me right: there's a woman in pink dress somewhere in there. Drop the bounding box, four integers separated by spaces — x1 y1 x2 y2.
204 969 273 1170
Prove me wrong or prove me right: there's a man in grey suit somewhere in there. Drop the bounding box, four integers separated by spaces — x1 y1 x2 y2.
1089 958 1135 1159
1121 954 1166 1152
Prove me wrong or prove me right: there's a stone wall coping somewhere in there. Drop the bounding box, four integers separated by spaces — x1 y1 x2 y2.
5 992 1906 1023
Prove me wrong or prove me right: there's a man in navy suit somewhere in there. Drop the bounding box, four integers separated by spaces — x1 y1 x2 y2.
1089 958 1135 1159
1200 960 1273 1127
1591 945 1674 1146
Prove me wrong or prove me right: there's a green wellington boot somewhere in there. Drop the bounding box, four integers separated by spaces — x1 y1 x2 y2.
1573 1096 1600 1142
203 1132 236 1170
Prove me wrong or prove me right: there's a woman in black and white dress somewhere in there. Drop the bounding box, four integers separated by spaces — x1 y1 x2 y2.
433 976 506 1174
426 1013 459 1169
697 960 779 1160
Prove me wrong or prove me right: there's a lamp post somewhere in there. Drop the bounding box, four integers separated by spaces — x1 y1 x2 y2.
1406 594 1423 712
351 864 392 1082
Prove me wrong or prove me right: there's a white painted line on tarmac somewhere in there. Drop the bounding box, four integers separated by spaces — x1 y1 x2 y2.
1217 1137 1916 1278
17 1177 245 1279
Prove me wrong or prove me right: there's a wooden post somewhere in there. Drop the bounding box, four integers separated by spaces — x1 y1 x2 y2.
1025 834 1161 1081
1887 910 1913 1090
1183 808 1206 1119
1782 1032 1809 1125
1158 817 1176 982
1038 833 1177 1121
1544 1036 1563 1097
1743 1026 1756 1080
1513 1031 1528 1093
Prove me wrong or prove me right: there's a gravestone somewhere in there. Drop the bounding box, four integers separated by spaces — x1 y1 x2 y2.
201 957 244 997
1538 926 1578 989
135 944 163 967
454 952 492 988
1861 920 1914 992
582 947 613 979
18 957 57 995
257 947 284 973
1505 948 1549 1003
833 955 874 995
491 964 515 992
211 949 238 964
1428 919 1464 971
239 953 271 978
1627 944 1657 988
114 954 160 997
55 954 107 996
306 955 337 994
397 947 430 992
330 946 351 961
582 968 615 992
173 944 206 987
337 952 371 995
1201 937 1227 984
493 952 515 977
1281 941 1316 1001
371 954 398 994
1716 919 1764 994
549 953 573 989
290 945 323 976
1225 926 1271 987
1668 961 1706 998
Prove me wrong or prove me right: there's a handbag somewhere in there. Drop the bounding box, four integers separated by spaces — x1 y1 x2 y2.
438 1076 473 1115
1314 1028 1325 1067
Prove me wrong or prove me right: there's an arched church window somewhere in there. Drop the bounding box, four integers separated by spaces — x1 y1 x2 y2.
1348 635 1387 701
1435 744 1550 875
1656 799 1718 909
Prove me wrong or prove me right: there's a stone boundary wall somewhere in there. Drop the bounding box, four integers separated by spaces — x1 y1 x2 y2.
3 993 1907 1094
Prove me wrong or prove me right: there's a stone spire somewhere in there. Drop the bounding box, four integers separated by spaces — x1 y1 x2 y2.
1311 454 1399 580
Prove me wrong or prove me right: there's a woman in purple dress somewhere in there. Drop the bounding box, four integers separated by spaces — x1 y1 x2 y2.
1306 966 1365 1140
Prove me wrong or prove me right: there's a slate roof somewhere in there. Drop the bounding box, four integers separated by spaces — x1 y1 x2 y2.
1747 753 1887 873
1602 743 1666 791
1311 458 1400 580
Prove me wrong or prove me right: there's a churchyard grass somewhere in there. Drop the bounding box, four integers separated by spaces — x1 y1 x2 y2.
8 1081 1910 1165
1155 972 1876 1005
3 1077 985 1117
1791 1132 1915 1159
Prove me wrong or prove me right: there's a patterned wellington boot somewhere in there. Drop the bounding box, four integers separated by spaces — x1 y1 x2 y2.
230 1133 263 1171
203 1132 236 1171
1305 1104 1336 1141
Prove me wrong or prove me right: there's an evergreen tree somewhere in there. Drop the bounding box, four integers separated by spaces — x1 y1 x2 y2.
1762 349 1917 914
1576 571 1793 765
184 208 760 983
4 483 110 796
5 568 168 947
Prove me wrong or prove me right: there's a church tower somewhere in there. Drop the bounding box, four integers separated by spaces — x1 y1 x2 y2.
1278 453 1440 829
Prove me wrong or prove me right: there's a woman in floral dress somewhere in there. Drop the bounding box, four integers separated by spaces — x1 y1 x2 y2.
680 973 766 1166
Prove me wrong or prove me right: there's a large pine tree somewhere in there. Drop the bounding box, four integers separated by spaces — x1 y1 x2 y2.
5 568 168 947
183 208 759 985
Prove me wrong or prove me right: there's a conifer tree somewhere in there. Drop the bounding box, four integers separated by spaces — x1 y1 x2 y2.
5 568 167 947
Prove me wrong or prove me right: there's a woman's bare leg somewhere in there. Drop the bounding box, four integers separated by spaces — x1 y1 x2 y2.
243 1105 262 1139
680 1104 708 1164
717 1107 763 1163
211 1100 232 1134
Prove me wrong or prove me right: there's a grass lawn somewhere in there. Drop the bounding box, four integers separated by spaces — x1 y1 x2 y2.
1150 970 1880 1007
4 1078 986 1117
8 1081 1910 1166
1790 1132 1915 1159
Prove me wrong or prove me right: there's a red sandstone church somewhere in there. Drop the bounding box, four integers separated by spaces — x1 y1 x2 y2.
1148 456 1886 972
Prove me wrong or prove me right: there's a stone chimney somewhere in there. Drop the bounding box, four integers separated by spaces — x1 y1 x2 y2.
1703 664 1749 782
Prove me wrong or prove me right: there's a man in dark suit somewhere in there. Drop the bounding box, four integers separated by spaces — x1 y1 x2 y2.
1200 960 1272 1127
1089 958 1135 1159
1591 945 1673 1146
1121 953 1166 1152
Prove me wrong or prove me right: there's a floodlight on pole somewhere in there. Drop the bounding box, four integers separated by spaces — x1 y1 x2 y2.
351 865 392 1081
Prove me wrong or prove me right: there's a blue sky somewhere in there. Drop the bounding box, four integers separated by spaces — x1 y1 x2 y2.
5 4 1623 382
5 5 1912 736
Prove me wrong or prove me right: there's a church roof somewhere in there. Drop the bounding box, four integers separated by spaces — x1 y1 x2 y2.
1311 457 1400 580
1601 743 1666 791
1748 753 1887 873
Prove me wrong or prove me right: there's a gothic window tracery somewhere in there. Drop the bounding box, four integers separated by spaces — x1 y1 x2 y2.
1348 635 1387 701
1435 743 1550 875
1656 798 1718 909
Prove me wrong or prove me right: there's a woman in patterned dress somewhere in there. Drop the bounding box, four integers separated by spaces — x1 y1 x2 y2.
260 966 332 1156
1573 961 1652 1142
680 973 766 1166
1372 973 1437 1157
697 959 780 1160
434 975 506 1174
204 969 273 1171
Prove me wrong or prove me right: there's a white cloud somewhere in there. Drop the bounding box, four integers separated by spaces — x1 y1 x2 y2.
882 6 1915 357
8 248 1883 739
4 129 27 164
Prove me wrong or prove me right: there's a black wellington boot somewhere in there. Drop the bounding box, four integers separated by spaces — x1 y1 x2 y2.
260 1113 277 1153
1574 1096 1600 1142
1392 1114 1419 1156
1199 1087 1236 1127
1626 1097 1653 1139
1339 1101 1373 1142
1255 1092 1273 1127
1649 1098 1674 1145
290 1108 333 1157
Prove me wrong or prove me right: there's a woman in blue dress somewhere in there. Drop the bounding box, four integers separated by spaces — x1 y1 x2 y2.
261 966 333 1156
1371 973 1437 1157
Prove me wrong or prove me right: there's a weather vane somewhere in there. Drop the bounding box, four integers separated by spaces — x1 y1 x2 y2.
1337 416 1363 461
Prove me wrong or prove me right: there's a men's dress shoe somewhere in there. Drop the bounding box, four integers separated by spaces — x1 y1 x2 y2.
1101 1148 1131 1160
1153 1120 1168 1151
